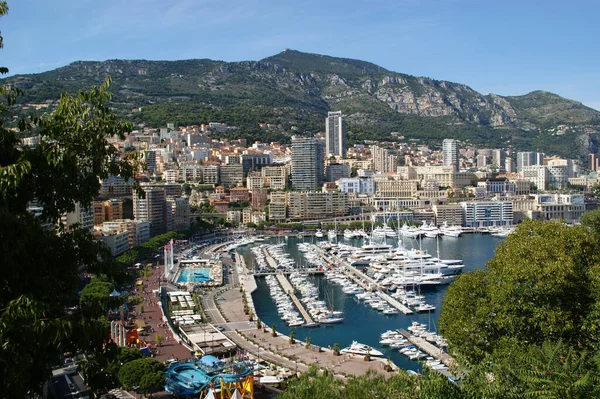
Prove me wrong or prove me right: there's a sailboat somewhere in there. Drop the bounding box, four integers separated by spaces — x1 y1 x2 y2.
318 289 344 324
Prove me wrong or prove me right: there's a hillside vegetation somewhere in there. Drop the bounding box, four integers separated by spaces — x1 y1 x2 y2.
6 49 600 157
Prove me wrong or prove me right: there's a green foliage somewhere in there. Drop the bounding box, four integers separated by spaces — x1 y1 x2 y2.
118 358 165 396
440 220 600 364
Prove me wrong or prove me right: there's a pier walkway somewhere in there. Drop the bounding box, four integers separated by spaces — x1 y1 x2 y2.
398 329 454 367
325 251 413 315
262 247 278 269
275 273 314 325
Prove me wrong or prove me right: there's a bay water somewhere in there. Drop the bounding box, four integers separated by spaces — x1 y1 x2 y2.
238 233 503 371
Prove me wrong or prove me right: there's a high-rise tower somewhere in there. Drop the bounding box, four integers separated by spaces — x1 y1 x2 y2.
325 111 346 158
442 139 459 172
291 137 324 190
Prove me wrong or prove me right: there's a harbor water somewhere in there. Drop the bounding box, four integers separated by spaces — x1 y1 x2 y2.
239 233 503 372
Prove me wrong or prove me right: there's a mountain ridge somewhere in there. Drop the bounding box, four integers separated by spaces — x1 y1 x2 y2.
5 49 600 158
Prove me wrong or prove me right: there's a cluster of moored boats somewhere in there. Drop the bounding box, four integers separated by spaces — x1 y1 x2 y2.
265 275 306 327
290 273 344 324
380 322 448 369
324 271 400 315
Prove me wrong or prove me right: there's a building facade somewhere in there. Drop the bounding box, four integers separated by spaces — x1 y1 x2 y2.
291 137 324 190
325 111 346 158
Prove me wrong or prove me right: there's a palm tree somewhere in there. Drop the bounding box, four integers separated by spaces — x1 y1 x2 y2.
271 324 277 337
305 337 312 349
256 319 262 330
332 343 341 356
289 331 296 344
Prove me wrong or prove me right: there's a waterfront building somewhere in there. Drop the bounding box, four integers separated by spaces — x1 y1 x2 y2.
291 137 324 190
286 191 348 221
460 201 514 228
432 204 464 226
325 111 346 158
442 139 459 171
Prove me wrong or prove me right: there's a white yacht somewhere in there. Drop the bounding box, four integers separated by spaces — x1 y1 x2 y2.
340 341 384 357
327 230 337 241
440 222 463 237
315 229 324 238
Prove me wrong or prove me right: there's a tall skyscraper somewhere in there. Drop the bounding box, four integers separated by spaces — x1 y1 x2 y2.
325 111 346 158
291 137 324 190
442 139 459 172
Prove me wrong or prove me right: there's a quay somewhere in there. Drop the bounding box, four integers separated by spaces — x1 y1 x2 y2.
262 247 278 269
324 251 413 315
398 329 455 367
275 273 314 325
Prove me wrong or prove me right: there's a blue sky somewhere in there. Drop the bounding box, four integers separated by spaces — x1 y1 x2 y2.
3 0 600 109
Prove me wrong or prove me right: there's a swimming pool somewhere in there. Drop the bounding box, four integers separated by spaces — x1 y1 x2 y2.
177 268 212 283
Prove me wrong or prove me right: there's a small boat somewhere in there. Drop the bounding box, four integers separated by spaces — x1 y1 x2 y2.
315 229 324 238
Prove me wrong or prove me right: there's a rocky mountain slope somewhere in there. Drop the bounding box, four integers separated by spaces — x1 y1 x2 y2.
6 49 600 158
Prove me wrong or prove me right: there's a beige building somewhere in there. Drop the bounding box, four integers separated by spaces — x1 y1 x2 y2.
286 191 349 221
414 166 475 189
374 177 419 198
432 204 464 226
268 191 287 223
219 164 244 187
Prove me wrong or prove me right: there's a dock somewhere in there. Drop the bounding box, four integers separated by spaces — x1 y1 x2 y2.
326 252 413 315
260 246 314 325
398 329 455 367
262 247 278 269
274 273 314 324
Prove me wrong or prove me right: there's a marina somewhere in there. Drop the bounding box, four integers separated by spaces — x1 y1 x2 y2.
239 232 503 372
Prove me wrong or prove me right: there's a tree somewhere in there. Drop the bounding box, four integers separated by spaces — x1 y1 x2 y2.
0 4 141 396
440 220 600 364
118 358 165 397
305 337 312 349
156 333 163 347
289 331 295 344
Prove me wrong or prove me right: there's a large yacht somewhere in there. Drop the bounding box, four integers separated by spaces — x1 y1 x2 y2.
340 341 384 357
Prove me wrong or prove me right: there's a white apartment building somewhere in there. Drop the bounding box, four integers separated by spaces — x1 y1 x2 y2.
460 201 514 228
336 177 376 194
